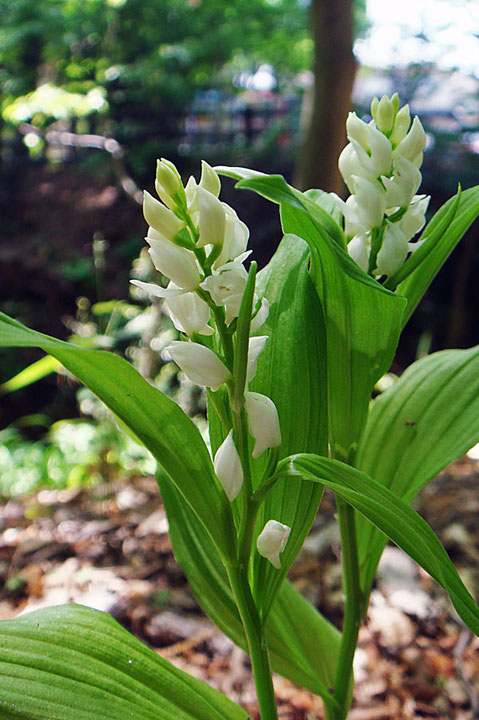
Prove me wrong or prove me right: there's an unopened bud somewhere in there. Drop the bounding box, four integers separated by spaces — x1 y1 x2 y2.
394 117 427 166
214 430 243 501
375 222 409 277
245 391 281 458
143 191 185 239
390 105 411 146
155 159 184 210
257 519 291 569
371 94 396 134
166 341 230 390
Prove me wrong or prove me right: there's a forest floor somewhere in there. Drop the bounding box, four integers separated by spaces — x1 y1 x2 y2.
1 456 479 719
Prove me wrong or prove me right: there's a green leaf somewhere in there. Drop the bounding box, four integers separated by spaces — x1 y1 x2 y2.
0 311 234 559
217 168 406 460
249 234 328 614
0 604 249 720
396 185 479 326
276 454 479 635
0 355 60 394
355 344 479 595
159 477 341 703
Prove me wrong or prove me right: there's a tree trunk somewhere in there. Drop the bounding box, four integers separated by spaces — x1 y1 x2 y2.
295 0 357 195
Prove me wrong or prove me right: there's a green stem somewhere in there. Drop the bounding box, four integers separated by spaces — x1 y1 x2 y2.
226 563 278 720
330 497 362 720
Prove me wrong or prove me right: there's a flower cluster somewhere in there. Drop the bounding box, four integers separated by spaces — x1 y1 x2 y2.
335 94 430 278
133 159 287 566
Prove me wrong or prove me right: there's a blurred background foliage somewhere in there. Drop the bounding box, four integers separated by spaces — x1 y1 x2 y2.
0 0 478 495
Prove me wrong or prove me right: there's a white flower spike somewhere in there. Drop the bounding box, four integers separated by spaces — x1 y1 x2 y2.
166 341 230 390
213 430 243 501
245 391 281 458
257 520 291 569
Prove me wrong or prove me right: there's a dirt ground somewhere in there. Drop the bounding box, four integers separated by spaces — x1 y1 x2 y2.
1 455 479 719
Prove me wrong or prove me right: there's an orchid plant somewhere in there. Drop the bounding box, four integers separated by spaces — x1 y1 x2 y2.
1 95 479 720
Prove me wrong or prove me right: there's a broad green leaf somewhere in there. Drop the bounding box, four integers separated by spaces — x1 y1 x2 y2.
249 234 328 614
397 185 479 326
0 355 60 393
0 311 234 559
0 604 249 720
355 345 479 595
217 168 406 460
276 454 479 636
159 476 341 703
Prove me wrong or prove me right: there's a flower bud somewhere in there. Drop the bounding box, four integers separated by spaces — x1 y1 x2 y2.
346 112 371 150
390 105 411 146
338 143 377 193
382 156 422 208
214 206 250 267
147 237 201 290
375 222 409 277
155 158 184 209
143 191 185 239
250 297 270 332
201 261 248 324
247 335 268 383
347 233 370 273
213 430 243 501
348 176 387 230
394 117 427 165
199 160 221 197
371 94 397 134
196 186 226 248
166 341 230 390
163 284 214 336
256 519 291 569
245 391 281 458
399 195 430 240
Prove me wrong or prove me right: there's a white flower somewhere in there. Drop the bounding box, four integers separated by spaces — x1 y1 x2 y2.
213 430 243 501
147 237 201 290
394 116 427 167
214 205 250 267
250 297 270 332
166 341 230 390
163 284 214 336
196 186 226 248
399 195 430 241
375 222 409 277
199 160 221 197
346 112 392 177
247 336 268 383
347 233 370 273
382 156 422 208
256 519 291 569
143 191 185 240
201 261 248 324
155 158 184 210
338 143 377 194
341 177 387 235
245 391 281 458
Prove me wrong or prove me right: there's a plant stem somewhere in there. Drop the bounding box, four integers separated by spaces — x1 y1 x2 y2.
330 497 362 720
226 563 278 720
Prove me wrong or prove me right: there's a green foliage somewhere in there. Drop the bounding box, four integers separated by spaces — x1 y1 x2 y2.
0 604 250 720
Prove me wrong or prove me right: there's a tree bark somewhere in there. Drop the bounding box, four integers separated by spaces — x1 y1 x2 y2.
295 0 357 194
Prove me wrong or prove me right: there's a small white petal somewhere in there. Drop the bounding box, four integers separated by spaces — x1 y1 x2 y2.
214 430 243 501
199 161 221 197
245 391 281 459
130 280 187 299
166 341 230 390
148 238 201 290
201 261 248 325
394 117 427 164
247 336 268 383
256 519 291 569
399 195 430 241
